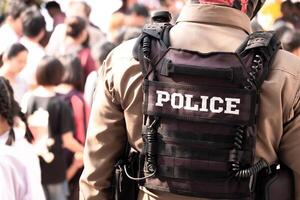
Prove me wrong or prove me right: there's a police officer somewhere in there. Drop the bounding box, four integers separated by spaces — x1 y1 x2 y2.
80 0 300 199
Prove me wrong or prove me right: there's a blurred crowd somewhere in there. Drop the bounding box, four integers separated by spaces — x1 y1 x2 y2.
0 1 184 200
0 0 299 200
272 0 300 56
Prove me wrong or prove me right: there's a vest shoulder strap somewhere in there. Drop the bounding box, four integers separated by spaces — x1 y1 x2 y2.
237 31 281 88
132 22 173 77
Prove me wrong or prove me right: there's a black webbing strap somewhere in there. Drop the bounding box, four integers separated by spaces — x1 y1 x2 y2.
158 166 229 181
157 141 250 162
160 59 234 80
132 35 143 61
162 24 172 48
157 129 235 144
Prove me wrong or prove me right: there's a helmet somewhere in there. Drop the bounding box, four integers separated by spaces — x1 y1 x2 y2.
196 0 266 19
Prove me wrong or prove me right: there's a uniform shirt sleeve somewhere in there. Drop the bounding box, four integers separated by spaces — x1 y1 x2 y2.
79 39 147 200
280 89 300 199
79 49 127 200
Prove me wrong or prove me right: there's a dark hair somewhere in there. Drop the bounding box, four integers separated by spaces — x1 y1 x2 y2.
3 43 28 60
36 56 64 86
60 55 84 91
281 0 293 9
66 16 87 38
128 3 149 17
282 30 300 52
0 77 33 145
97 42 116 64
45 1 61 10
294 2 300 10
22 8 46 37
7 1 27 19
159 0 169 6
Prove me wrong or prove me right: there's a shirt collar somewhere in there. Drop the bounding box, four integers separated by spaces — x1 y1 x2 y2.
176 4 252 34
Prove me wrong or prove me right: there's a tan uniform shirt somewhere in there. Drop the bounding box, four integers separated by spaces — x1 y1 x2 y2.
80 4 300 200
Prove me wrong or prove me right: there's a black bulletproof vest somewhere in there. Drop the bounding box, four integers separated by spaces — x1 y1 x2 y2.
133 22 280 199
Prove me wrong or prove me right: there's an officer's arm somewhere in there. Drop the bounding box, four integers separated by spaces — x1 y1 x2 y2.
79 57 127 200
280 90 300 200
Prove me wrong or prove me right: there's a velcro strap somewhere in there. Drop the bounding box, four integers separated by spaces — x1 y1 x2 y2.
160 59 234 80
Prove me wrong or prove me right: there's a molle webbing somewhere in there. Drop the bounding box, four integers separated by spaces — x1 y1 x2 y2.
135 27 280 199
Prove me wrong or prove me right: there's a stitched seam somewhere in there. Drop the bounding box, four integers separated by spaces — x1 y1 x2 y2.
270 68 299 79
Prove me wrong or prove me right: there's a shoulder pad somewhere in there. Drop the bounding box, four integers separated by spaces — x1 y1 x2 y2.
133 23 173 61
237 31 281 88
245 31 280 51
142 23 167 40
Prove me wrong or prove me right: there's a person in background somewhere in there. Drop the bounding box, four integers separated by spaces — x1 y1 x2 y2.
46 0 106 61
158 0 184 21
113 3 149 44
0 76 45 200
107 12 125 44
274 0 300 29
45 1 66 29
48 16 96 83
0 43 28 103
0 1 26 56
0 145 31 200
281 30 300 56
19 7 46 90
275 0 295 23
125 3 150 28
56 55 90 200
23 57 84 200
272 20 294 40
292 2 300 28
84 41 116 106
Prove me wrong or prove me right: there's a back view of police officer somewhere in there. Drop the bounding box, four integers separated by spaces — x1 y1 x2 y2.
80 0 300 199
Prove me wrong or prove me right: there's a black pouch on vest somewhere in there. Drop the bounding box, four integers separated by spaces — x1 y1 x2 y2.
113 142 139 200
255 164 294 200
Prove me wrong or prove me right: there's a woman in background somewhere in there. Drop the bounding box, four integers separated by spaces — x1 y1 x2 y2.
48 16 96 83
0 76 45 200
0 43 28 103
56 55 90 200
23 57 84 200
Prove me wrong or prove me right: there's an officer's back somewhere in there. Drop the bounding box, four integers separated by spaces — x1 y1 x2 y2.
80 1 300 199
